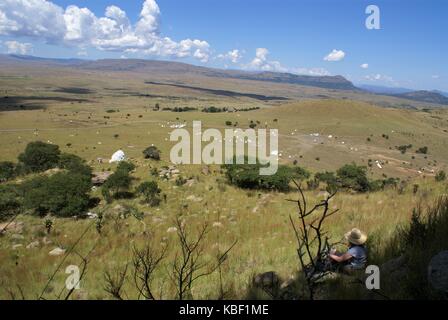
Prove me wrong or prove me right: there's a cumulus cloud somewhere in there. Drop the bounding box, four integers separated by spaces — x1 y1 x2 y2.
292 67 331 76
217 49 243 63
360 63 369 69
245 48 287 72
0 0 210 62
3 40 33 54
324 49 345 62
364 73 395 84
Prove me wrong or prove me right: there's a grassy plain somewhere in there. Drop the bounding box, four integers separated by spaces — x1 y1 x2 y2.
1 65 448 299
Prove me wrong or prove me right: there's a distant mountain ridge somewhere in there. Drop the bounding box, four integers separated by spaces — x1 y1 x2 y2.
0 54 357 91
392 90 448 105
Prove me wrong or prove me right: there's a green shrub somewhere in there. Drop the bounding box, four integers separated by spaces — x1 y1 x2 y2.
22 172 92 217
0 184 22 221
136 181 161 206
0 161 16 182
222 160 309 191
116 161 136 173
58 153 92 177
18 141 61 173
143 146 161 161
336 163 370 192
435 171 446 182
416 146 428 154
103 169 132 198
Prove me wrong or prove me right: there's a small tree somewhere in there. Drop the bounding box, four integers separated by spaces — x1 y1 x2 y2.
0 185 22 222
0 161 16 182
18 141 61 173
435 171 446 182
336 163 370 192
22 172 92 217
416 146 428 155
136 181 161 206
103 169 132 198
117 161 136 173
143 146 161 161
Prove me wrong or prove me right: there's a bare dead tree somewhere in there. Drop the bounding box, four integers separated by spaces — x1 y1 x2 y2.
288 180 339 300
104 264 129 300
169 216 237 300
132 241 168 300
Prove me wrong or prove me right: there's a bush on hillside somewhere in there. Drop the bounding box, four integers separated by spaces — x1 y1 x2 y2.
143 146 161 161
22 171 92 217
136 181 161 206
18 141 61 173
58 153 92 177
435 171 446 182
103 169 133 200
416 146 428 154
0 184 22 221
336 163 371 192
222 160 309 191
0 161 16 182
116 161 136 173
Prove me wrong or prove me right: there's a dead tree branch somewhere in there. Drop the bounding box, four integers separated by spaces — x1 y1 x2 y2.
288 180 339 300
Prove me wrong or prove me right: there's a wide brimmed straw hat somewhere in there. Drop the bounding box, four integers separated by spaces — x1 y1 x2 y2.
345 228 367 245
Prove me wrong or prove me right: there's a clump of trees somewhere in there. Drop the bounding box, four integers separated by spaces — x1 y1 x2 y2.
314 163 399 193
18 141 61 173
222 159 310 191
396 144 413 154
0 142 94 218
143 146 161 161
0 161 16 182
162 107 197 112
416 146 429 154
202 106 229 113
22 171 92 217
0 184 22 221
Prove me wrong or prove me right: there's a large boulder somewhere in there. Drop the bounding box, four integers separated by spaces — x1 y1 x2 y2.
428 251 448 293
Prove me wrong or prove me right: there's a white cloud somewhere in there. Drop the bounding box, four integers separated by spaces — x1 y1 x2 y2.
217 49 243 63
0 0 210 63
360 63 369 69
245 48 287 72
292 67 331 76
324 49 345 62
432 75 440 79
4 40 33 54
364 73 395 84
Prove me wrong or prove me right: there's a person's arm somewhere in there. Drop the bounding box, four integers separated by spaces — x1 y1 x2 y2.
329 252 353 263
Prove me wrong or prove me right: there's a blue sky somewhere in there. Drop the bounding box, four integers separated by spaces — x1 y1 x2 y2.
0 0 447 91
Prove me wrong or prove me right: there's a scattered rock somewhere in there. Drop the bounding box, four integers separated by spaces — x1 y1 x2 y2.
42 237 53 245
212 222 223 228
428 251 448 292
167 227 178 233
201 166 210 175
0 222 24 234
86 212 98 219
91 171 113 185
186 195 203 202
11 234 25 241
26 241 40 249
49 247 66 256
185 179 195 187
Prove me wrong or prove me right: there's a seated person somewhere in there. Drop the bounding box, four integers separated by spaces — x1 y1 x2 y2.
329 228 368 273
